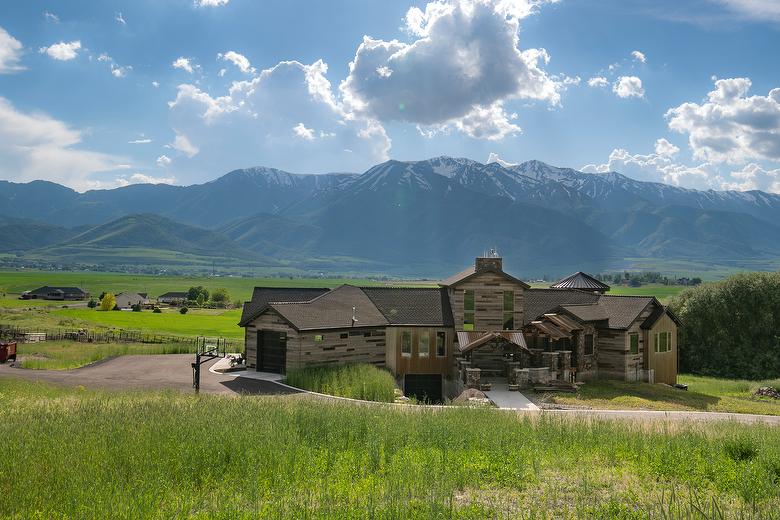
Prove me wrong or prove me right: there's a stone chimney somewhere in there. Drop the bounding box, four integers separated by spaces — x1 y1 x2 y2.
475 248 502 272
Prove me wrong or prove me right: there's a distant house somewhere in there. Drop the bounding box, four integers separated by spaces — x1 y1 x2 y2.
115 292 150 309
157 291 187 304
20 286 90 301
240 252 681 401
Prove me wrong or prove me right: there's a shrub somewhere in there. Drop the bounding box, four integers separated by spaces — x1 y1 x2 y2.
99 293 116 312
179 307 188 315
152 307 162 314
131 303 142 312
87 298 97 309
724 437 759 462
210 288 229 305
285 364 397 402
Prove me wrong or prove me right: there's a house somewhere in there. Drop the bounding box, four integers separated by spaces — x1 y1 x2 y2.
157 291 187 304
20 286 89 301
240 253 680 401
114 292 150 310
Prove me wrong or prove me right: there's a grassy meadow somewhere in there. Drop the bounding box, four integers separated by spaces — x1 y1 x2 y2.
286 364 398 402
544 375 780 416
15 340 197 370
2 379 780 518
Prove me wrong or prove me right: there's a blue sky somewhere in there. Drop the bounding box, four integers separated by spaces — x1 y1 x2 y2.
0 0 779 192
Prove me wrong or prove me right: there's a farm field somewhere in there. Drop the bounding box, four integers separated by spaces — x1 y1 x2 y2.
14 340 197 370
545 375 780 416
1 379 779 518
607 284 686 302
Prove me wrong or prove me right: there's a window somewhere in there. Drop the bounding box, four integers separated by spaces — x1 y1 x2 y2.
436 331 446 357
314 334 324 342
584 334 594 355
419 333 429 358
340 333 348 339
503 290 514 330
364 331 371 338
401 331 412 357
463 289 475 331
629 333 639 354
655 331 672 353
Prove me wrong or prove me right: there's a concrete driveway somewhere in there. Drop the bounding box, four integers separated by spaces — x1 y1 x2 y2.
0 354 299 396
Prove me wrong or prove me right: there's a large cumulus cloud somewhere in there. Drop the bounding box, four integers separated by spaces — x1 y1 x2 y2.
339 0 562 140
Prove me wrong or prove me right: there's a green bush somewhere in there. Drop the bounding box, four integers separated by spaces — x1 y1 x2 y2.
669 271 780 379
179 307 188 315
152 307 162 313
285 363 397 402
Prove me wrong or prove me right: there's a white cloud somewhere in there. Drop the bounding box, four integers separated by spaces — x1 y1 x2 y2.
339 0 562 140
293 122 316 140
128 138 152 144
97 53 131 78
195 0 229 6
167 59 390 176
714 0 780 21
152 81 160 88
218 51 253 74
665 77 780 164
487 152 517 167
612 76 645 98
631 50 646 63
169 133 199 158
587 76 608 88
721 163 780 193
156 154 172 167
39 40 81 61
172 57 197 74
43 11 59 23
0 96 124 191
0 27 24 73
115 12 126 25
114 173 175 188
581 143 714 189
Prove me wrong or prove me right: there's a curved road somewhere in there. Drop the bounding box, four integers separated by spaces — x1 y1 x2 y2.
1 355 778 425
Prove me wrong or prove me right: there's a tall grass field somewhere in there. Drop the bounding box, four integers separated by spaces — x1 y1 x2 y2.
286 363 398 402
1 380 780 518
15 340 197 370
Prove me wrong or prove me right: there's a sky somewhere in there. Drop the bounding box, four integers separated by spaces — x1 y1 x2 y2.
0 0 779 192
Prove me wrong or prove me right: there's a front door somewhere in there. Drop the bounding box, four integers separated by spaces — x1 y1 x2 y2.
257 330 287 373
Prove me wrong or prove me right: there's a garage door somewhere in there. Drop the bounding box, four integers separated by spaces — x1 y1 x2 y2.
404 374 443 403
258 331 287 373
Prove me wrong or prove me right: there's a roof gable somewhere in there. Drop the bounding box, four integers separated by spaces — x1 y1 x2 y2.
269 285 388 331
239 287 330 326
439 266 530 288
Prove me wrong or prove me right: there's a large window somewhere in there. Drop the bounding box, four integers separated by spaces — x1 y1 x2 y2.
584 334 594 355
463 289 475 331
419 333 430 358
436 331 446 357
654 331 672 353
503 290 514 330
401 331 412 357
629 333 639 354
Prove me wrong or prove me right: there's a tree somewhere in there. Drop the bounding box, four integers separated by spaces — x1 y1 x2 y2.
669 271 780 379
100 293 116 312
87 298 97 309
187 286 209 302
211 288 229 304
196 293 206 307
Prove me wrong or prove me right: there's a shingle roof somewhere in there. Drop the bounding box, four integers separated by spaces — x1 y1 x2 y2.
439 266 530 288
361 287 453 326
270 285 388 331
239 287 329 326
29 286 87 296
596 296 655 329
551 272 611 292
158 291 188 298
524 288 600 324
560 303 610 323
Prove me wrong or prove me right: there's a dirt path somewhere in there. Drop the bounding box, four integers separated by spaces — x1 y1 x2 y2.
0 354 299 396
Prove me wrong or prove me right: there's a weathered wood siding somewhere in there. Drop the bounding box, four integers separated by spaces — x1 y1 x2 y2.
450 272 525 331
387 326 454 378
574 324 598 380
645 313 678 385
596 304 655 381
245 309 386 372
244 310 298 370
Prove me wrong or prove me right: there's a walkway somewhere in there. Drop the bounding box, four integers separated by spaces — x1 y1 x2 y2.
483 380 539 410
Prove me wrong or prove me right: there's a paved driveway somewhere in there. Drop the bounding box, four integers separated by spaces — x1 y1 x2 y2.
0 354 299 396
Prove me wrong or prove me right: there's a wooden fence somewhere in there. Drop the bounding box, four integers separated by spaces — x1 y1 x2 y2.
0 324 243 351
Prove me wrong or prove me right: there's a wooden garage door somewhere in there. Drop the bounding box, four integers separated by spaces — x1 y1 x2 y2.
404 374 443 403
258 331 287 374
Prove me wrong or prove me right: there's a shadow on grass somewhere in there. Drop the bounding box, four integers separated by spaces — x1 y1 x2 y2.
570 380 720 411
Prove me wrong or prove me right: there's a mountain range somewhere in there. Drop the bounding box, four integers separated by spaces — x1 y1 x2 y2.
2 157 780 277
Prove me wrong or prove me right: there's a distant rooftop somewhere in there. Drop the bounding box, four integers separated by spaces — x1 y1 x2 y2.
550 272 610 293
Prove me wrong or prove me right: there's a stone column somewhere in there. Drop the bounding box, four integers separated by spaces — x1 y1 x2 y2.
465 367 481 389
514 368 530 388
